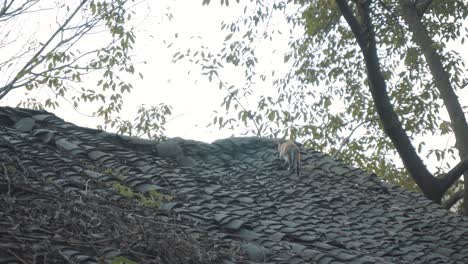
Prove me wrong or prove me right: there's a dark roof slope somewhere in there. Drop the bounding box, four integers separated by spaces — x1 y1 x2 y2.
0 106 467 264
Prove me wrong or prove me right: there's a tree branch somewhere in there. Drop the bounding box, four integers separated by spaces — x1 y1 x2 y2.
376 0 406 38
442 189 464 210
333 118 376 158
399 0 468 212
219 80 261 135
0 0 88 100
336 0 446 202
0 1 39 22
335 0 366 48
415 0 433 16
438 156 468 191
0 1 14 17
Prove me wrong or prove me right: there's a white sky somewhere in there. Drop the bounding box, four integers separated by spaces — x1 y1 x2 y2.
123 1 294 142
1 1 238 142
1 0 467 150
123 1 252 141
2 0 297 142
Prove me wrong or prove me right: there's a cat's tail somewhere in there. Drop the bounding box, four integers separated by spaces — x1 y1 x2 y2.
296 151 301 176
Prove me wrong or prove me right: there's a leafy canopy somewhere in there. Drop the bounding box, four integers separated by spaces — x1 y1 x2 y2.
177 0 467 193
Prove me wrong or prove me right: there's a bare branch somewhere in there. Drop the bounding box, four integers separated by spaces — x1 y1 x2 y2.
0 0 40 22
0 1 13 17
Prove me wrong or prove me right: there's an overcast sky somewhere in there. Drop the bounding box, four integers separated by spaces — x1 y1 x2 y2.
123 1 295 142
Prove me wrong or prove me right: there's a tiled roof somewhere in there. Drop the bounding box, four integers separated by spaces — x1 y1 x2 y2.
0 106 467 263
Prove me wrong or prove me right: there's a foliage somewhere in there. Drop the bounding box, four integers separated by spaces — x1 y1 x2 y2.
98 103 173 140
112 183 173 208
181 0 468 201
0 0 172 140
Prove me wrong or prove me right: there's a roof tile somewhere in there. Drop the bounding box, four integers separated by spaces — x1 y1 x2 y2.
1 107 467 263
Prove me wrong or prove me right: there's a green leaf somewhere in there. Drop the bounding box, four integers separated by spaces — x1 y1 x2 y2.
267 111 276 121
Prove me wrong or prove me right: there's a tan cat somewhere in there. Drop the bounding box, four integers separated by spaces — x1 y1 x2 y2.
277 139 301 176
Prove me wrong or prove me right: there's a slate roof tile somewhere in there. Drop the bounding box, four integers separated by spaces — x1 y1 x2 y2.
160 201 182 211
225 219 245 230
1 107 467 263
238 228 263 241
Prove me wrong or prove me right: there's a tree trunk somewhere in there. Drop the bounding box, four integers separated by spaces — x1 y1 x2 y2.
335 0 446 203
398 0 468 214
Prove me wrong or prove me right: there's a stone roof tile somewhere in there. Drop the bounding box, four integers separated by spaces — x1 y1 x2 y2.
0 107 467 263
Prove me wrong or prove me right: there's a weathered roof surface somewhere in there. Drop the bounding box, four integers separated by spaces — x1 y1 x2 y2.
0 106 467 264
